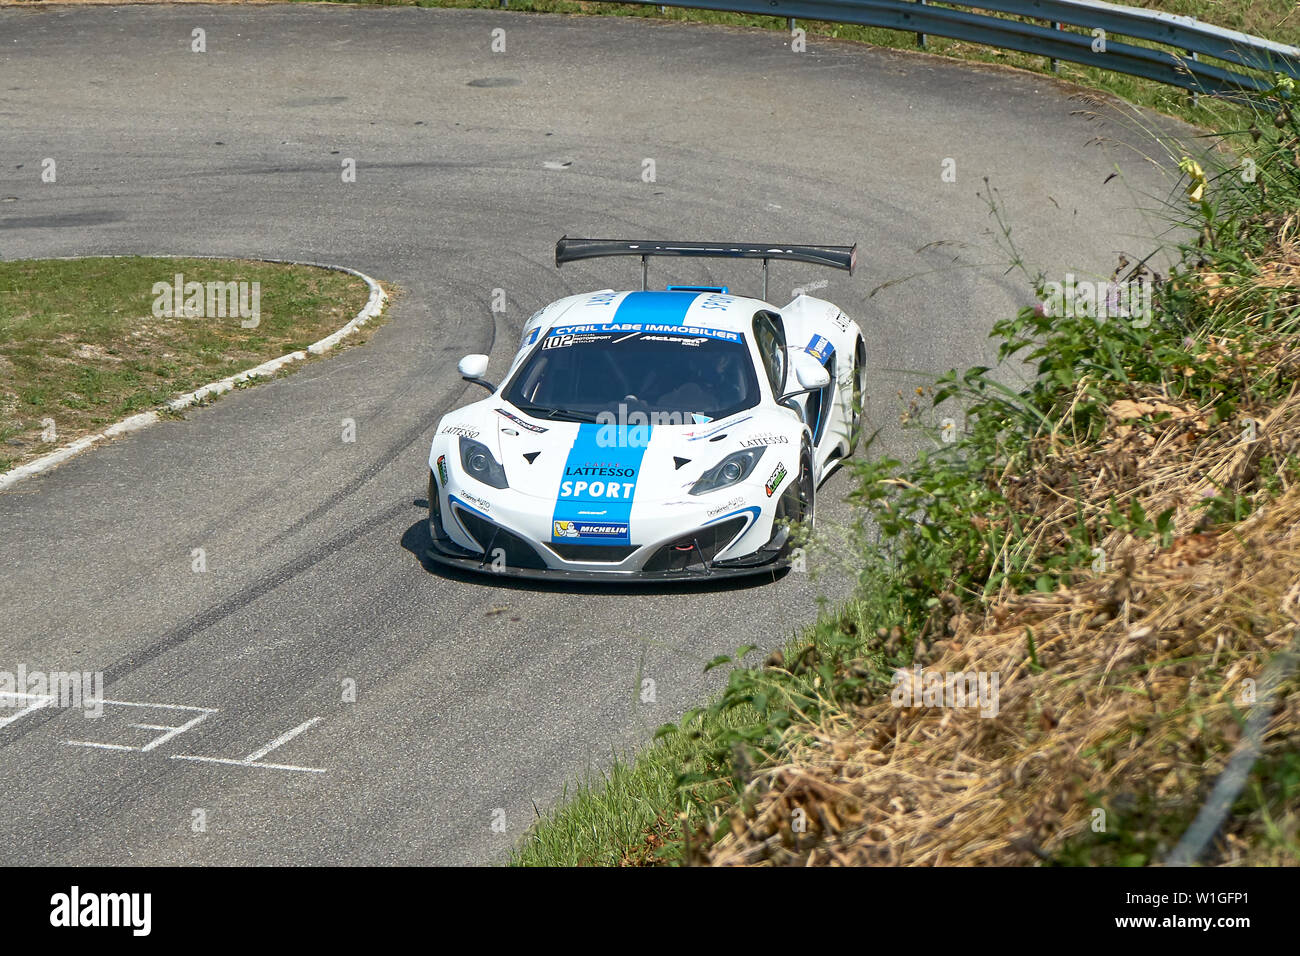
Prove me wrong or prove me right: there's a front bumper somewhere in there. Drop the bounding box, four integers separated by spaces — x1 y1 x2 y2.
428 477 790 582
424 540 787 582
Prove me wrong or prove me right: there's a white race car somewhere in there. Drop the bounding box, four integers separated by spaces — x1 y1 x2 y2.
426 237 865 581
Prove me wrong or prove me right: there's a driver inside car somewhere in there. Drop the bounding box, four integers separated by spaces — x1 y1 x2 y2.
654 349 746 415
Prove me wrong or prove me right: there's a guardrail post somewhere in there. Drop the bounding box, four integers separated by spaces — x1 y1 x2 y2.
1188 17 1199 107
1050 22 1060 73
788 17 796 32
916 0 927 50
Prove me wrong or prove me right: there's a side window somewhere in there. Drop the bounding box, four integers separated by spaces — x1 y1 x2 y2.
751 311 787 397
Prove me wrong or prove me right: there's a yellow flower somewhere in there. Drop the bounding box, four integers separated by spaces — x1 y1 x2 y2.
1179 157 1207 204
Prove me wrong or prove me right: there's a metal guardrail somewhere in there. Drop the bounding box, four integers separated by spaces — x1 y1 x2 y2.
598 0 1300 96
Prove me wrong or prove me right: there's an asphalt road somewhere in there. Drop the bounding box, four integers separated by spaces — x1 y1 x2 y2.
0 3 1189 864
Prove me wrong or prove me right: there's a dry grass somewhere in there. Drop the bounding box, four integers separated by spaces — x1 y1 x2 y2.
700 479 1300 865
1198 213 1300 317
695 304 1300 865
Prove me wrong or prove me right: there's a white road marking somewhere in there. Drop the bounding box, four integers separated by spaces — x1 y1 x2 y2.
99 699 219 712
135 712 214 753
5 690 327 775
170 755 326 774
243 717 321 763
62 700 217 753
0 692 53 729
171 717 327 774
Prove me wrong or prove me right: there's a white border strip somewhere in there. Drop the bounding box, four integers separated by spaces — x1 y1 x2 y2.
0 256 388 492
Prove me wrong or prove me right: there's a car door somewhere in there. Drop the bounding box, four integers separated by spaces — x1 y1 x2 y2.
751 310 788 402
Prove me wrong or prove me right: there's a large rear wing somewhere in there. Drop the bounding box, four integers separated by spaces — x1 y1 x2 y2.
554 237 857 300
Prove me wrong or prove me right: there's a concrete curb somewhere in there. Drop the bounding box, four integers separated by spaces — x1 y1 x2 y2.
0 256 388 493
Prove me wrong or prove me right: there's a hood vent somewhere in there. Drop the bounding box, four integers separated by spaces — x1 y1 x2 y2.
708 433 727 442
673 456 690 470
523 452 540 464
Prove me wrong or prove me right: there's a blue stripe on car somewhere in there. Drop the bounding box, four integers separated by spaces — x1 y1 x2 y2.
611 290 700 326
552 424 651 545
704 505 761 528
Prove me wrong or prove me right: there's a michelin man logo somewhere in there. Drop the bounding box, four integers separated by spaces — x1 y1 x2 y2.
554 521 579 538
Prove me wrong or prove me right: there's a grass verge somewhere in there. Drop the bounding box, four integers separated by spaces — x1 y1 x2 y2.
515 78 1300 866
0 257 375 474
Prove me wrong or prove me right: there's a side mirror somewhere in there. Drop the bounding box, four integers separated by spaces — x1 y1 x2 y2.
458 354 496 393
781 348 831 398
793 353 832 390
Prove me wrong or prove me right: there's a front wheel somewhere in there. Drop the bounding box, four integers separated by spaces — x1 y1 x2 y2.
773 448 815 557
848 341 867 457
796 449 815 530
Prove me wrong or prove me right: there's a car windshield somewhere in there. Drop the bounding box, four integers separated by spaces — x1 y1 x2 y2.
502 326 760 424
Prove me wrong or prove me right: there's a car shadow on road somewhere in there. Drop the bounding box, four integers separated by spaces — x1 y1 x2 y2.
401 500 786 595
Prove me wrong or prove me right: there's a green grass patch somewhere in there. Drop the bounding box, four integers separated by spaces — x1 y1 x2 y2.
513 716 736 866
0 257 375 473
513 584 905 865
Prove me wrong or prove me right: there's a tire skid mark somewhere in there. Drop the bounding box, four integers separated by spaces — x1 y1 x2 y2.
0 497 409 751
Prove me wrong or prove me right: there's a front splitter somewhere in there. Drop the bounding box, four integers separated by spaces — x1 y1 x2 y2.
424 541 786 584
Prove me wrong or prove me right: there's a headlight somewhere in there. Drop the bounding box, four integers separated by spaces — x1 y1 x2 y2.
459 436 509 489
689 448 764 496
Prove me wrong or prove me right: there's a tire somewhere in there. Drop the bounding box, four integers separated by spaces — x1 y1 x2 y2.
774 444 816 556
797 445 815 529
848 340 867 457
